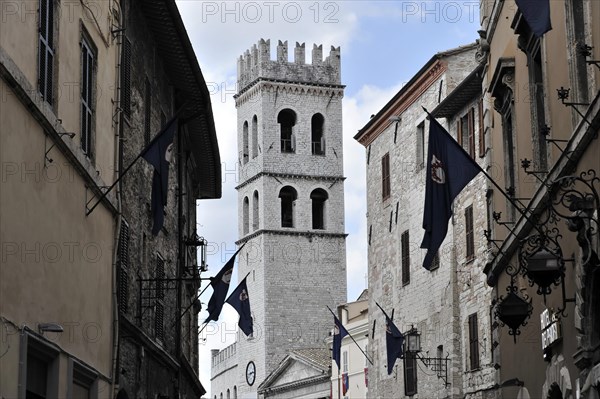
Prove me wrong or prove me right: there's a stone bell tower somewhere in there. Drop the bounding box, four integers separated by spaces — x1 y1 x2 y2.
233 39 347 397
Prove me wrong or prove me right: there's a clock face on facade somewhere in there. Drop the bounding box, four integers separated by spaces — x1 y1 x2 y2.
246 361 256 386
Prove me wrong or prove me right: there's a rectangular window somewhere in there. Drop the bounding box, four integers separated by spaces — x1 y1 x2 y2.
403 353 418 396
121 38 132 117
342 350 348 372
416 122 425 169
71 359 97 399
38 0 55 104
155 254 165 341
468 313 480 370
21 334 59 399
401 230 410 285
478 99 485 158
458 109 475 158
80 33 96 157
144 79 151 145
117 222 130 314
382 153 391 200
465 205 474 261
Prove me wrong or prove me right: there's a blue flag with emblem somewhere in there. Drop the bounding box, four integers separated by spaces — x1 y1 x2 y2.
204 244 245 323
385 315 404 375
332 314 349 370
141 118 177 235
420 113 481 270
515 0 551 38
226 276 253 336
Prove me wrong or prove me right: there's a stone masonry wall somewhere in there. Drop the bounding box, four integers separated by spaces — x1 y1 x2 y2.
365 48 482 399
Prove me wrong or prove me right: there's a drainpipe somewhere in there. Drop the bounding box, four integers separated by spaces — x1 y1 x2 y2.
110 0 124 397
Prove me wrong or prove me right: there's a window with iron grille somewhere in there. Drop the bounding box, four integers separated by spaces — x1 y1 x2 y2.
117 222 129 314
80 33 96 157
401 230 410 285
382 153 390 200
468 313 480 370
465 205 474 261
120 38 132 118
404 352 417 396
144 79 151 145
38 0 55 104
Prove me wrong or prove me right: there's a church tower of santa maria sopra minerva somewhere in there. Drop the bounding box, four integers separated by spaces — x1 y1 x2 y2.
211 39 348 398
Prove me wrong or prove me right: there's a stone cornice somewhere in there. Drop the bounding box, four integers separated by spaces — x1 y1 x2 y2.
235 78 345 106
236 229 347 245
236 171 345 190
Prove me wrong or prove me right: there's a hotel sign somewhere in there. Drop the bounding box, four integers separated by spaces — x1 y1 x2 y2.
540 308 562 350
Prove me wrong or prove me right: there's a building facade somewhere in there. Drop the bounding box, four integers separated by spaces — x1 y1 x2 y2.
355 44 498 398
479 1 600 398
0 1 220 398
211 39 348 399
329 290 369 399
114 1 220 398
1 0 120 396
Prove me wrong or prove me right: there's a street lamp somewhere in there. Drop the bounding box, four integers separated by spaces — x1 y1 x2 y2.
495 290 533 343
524 248 563 298
404 328 421 354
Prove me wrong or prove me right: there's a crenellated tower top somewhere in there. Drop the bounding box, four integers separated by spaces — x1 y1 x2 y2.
237 39 341 91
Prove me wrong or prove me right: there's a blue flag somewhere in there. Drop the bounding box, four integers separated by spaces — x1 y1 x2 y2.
204 245 245 323
385 315 404 375
420 115 480 270
515 0 551 38
141 118 177 235
226 276 253 336
332 314 349 370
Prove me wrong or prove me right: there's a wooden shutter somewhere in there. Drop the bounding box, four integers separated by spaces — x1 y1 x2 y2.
404 353 418 396
382 153 390 200
478 99 485 158
465 206 474 261
117 222 129 313
468 108 476 158
401 231 410 285
121 38 132 117
469 313 480 369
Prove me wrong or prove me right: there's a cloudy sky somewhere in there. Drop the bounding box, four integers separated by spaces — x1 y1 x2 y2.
175 0 480 393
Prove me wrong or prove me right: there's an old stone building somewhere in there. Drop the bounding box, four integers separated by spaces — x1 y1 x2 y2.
1 0 120 396
114 1 220 398
479 0 600 398
211 39 347 399
355 43 498 398
0 0 220 397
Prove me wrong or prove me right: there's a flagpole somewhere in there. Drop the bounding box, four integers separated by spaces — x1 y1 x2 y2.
86 104 188 216
224 271 252 303
327 306 374 365
374 302 393 321
422 107 548 239
171 280 212 328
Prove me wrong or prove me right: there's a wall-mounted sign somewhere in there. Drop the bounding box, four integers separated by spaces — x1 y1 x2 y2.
540 308 562 351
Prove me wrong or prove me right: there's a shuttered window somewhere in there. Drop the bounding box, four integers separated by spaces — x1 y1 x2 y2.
117 222 129 314
38 0 55 104
144 79 151 145
382 153 391 200
478 99 485 158
465 205 474 261
404 353 417 396
120 38 132 117
468 313 480 370
401 230 410 285
155 254 165 341
80 33 96 157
